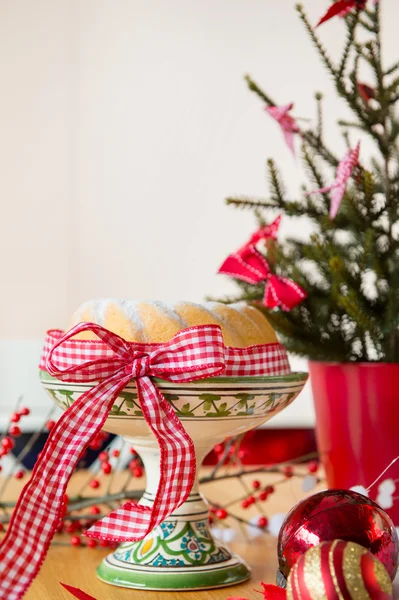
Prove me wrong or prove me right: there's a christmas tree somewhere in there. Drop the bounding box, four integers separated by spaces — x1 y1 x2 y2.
218 1 399 363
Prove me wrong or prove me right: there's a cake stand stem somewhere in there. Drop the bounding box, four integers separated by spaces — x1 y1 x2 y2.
96 439 251 591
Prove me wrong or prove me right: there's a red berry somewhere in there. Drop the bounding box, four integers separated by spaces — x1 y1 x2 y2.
19 407 30 416
247 495 256 505
241 499 250 509
99 539 108 547
99 451 108 462
64 493 69 504
265 485 275 495
252 480 261 490
129 447 137 454
307 460 319 474
209 506 217 514
70 536 81 546
65 522 76 534
89 479 100 489
89 441 102 451
215 508 228 520
101 461 112 475
10 413 20 423
0 448 6 458
259 491 269 502
133 467 143 478
14 470 24 480
208 514 214 524
90 505 101 515
86 539 97 548
0 523 4 532
258 516 269 528
112 449 120 458
56 522 64 533
9 426 21 437
1 437 14 451
283 465 294 478
46 420 56 432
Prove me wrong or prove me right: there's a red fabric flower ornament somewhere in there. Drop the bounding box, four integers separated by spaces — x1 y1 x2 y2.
266 104 299 155
317 0 377 27
218 245 307 311
247 215 281 246
307 142 360 219
357 82 375 103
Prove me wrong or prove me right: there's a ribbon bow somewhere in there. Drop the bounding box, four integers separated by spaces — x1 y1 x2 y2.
0 323 225 600
247 215 281 246
218 245 307 311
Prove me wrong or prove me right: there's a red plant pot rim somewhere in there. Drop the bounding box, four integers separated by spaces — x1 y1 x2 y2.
309 360 399 368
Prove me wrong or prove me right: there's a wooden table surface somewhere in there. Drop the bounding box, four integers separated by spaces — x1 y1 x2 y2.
2 468 323 600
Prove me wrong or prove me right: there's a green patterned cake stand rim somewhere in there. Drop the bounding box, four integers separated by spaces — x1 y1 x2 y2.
39 370 308 385
96 555 251 591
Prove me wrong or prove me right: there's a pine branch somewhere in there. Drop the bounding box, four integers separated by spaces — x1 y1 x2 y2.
295 4 381 150
388 92 399 106
338 119 365 130
267 159 287 208
301 144 330 213
385 61 399 77
338 11 360 79
358 18 376 33
302 130 339 167
366 41 384 92
225 196 275 210
296 4 337 78
315 92 323 141
244 75 276 107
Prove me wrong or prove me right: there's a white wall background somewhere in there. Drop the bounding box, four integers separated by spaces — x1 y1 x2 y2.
1 0 397 426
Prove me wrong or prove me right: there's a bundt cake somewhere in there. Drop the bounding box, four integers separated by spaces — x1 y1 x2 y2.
68 300 277 348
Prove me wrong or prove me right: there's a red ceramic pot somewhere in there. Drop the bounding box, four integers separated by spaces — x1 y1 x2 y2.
309 361 399 524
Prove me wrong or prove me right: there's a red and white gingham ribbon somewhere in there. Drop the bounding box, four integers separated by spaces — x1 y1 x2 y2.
0 322 290 600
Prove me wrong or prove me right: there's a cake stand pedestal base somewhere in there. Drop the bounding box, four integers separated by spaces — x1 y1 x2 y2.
96 490 250 591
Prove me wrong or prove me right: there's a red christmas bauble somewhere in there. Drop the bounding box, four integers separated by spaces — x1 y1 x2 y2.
287 540 393 600
278 489 399 581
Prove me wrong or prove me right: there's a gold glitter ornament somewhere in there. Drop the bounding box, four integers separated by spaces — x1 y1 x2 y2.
286 540 392 600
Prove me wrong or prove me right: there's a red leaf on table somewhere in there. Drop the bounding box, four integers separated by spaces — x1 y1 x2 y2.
260 583 287 600
60 582 97 600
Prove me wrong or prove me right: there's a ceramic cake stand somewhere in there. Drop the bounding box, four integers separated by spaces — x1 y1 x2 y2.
41 372 307 591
